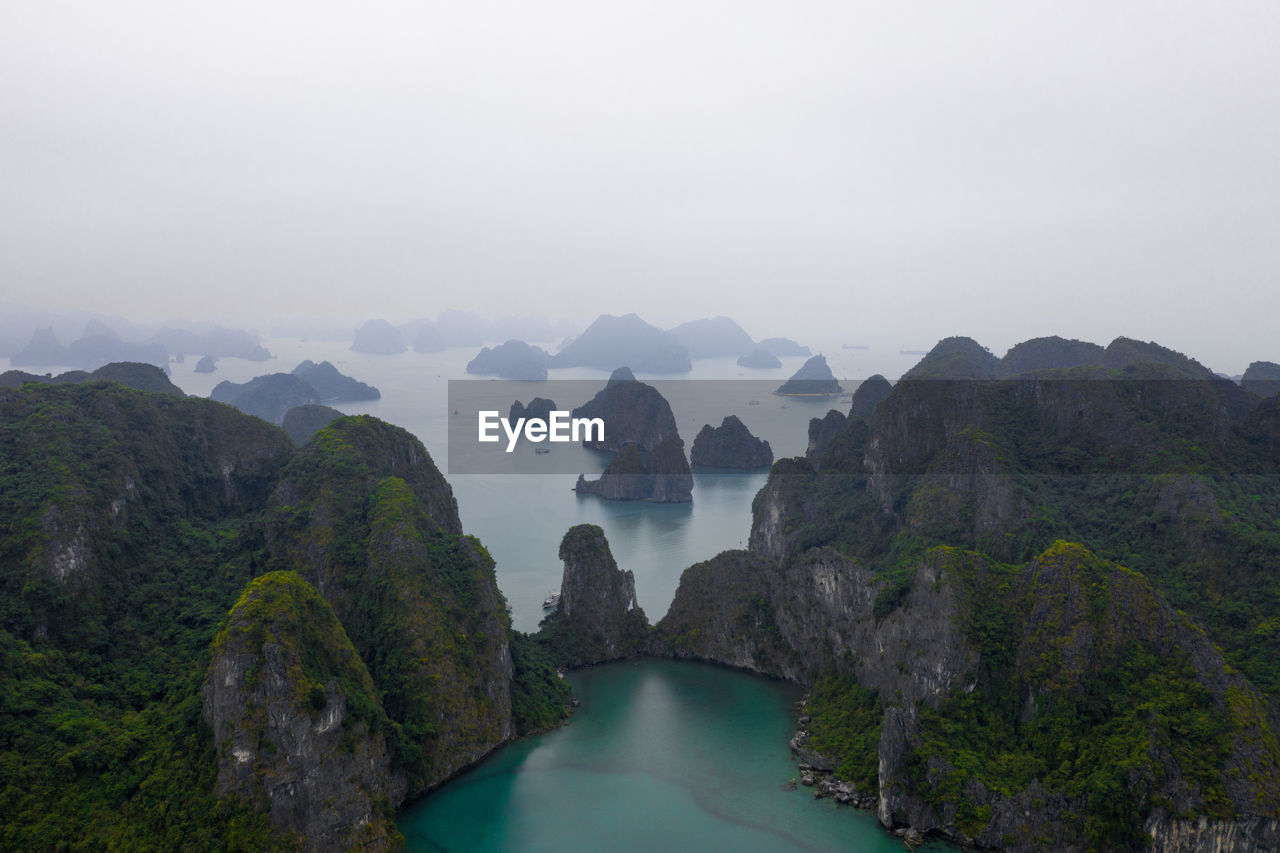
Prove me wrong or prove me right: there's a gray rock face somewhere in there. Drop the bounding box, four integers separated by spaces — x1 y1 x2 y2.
806 410 846 464
291 360 380 401
756 337 811 357
509 396 557 423
849 375 891 421
194 354 217 373
575 437 693 503
281 404 344 445
211 373 321 425
776 354 842 396
666 316 755 358
1242 360 1280 398
691 415 772 468
203 571 405 852
549 524 649 666
736 348 782 369
570 367 681 452
466 339 550 380
656 538 1280 852
550 313 691 374
350 319 406 354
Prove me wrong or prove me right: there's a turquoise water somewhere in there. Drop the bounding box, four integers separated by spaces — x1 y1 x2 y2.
398 660 951 852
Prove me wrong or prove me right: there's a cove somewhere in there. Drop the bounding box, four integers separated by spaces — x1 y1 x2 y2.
399 659 954 852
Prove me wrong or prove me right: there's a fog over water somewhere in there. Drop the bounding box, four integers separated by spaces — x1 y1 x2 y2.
3 3 1279 373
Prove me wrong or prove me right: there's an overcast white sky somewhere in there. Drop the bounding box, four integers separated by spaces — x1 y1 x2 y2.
1 1 1277 369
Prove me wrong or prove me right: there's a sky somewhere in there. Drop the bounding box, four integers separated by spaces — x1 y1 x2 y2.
1 1 1278 370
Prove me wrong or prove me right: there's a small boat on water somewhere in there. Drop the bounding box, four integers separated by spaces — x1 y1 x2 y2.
535 447 551 454
542 591 562 609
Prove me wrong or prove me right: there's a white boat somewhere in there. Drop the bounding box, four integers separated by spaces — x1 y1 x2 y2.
542 591 562 609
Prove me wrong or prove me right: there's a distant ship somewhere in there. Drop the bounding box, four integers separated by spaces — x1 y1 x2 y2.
542 591 562 609
841 344 869 350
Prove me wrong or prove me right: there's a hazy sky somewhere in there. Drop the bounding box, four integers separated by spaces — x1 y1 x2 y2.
2 2 1278 369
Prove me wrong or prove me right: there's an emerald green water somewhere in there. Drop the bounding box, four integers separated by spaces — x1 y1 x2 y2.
399 660 952 852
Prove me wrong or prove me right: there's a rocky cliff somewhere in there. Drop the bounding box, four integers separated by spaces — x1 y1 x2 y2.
575 437 693 502
292 359 381 401
849 374 891 420
203 571 405 852
466 339 551 380
539 524 649 667
690 415 773 468
351 319 406 354
776 354 842 395
654 334 1280 850
212 373 321 425
550 313 691 374
570 366 682 452
281 404 344 445
1242 360 1280 398
509 396 557 423
736 347 782 369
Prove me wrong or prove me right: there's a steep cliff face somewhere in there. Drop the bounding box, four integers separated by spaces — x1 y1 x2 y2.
575 437 693 503
661 335 1280 850
212 373 322 425
540 524 648 667
849 374 891 420
266 417 509 795
509 396 557 423
570 366 681 451
203 571 404 852
658 541 1280 851
690 415 772 468
777 354 842 395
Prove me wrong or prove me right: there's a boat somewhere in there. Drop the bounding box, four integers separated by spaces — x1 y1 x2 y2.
535 447 551 454
748 400 760 405
542 591 561 609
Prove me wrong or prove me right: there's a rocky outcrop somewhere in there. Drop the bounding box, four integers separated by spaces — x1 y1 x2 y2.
776 354 842 396
756 337 811 357
1 362 183 396
849 374 891 420
690 415 772 468
203 571 404 852
466 339 551 380
570 367 681 452
509 396 556 423
1002 336 1106 373
195 354 217 373
1242 360 1280 398
350 319 406 354
281 404 345 445
550 313 691 374
291 360 380 401
666 316 755 358
541 524 648 667
212 373 321 425
736 348 782 369
266 418 511 798
806 410 847 464
91 362 184 396
10 327 69 366
575 437 693 503
903 336 1007 380
657 541 1280 852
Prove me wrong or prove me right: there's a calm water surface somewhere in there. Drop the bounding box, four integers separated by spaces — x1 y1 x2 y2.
398 660 952 853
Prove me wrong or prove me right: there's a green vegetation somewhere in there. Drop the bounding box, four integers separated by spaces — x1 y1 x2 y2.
0 382 565 848
804 674 883 791
0 383 293 849
509 631 572 734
